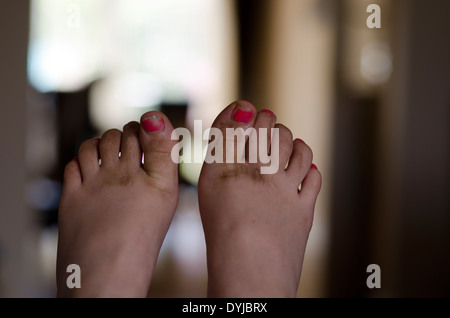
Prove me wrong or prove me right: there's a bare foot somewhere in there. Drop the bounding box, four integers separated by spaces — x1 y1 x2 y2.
198 101 322 297
56 112 178 297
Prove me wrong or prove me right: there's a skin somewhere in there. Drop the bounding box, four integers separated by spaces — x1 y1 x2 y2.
198 100 322 297
56 100 321 298
56 112 178 297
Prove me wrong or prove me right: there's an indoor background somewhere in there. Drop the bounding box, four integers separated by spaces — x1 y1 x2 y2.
0 0 449 297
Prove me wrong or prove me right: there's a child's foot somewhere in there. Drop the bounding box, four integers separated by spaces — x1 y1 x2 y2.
198 101 322 297
56 112 179 297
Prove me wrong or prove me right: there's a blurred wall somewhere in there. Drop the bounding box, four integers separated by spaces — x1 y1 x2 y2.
382 0 450 296
0 0 41 297
328 0 450 297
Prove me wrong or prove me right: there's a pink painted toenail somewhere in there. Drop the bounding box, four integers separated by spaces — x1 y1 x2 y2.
311 164 318 170
233 106 254 123
142 115 164 132
262 109 274 115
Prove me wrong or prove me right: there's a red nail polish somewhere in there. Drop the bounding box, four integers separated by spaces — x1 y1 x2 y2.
295 138 304 143
142 115 164 132
311 164 318 170
233 107 254 123
262 109 274 115
71 157 78 162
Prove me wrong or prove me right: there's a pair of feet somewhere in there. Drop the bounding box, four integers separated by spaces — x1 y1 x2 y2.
56 100 322 297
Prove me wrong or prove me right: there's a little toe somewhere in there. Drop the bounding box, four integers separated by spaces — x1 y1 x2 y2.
62 158 82 191
99 129 122 168
120 121 141 167
285 138 313 185
298 165 322 207
77 137 100 181
139 111 178 184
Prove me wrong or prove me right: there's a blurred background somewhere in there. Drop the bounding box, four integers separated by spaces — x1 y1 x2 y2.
0 0 449 297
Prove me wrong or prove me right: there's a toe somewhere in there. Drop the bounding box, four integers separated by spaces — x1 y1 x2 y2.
248 109 277 163
213 100 257 130
99 129 122 168
274 124 294 171
285 139 313 185
77 137 100 181
253 109 276 134
208 100 257 163
139 111 178 183
298 165 322 207
120 121 141 167
62 158 82 190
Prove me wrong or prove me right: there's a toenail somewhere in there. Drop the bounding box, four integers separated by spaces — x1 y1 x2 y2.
262 109 274 115
233 105 254 123
295 138 304 143
142 114 164 132
311 163 318 170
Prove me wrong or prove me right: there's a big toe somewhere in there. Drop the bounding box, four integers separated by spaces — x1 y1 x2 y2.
211 100 257 131
204 100 257 165
139 111 178 186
